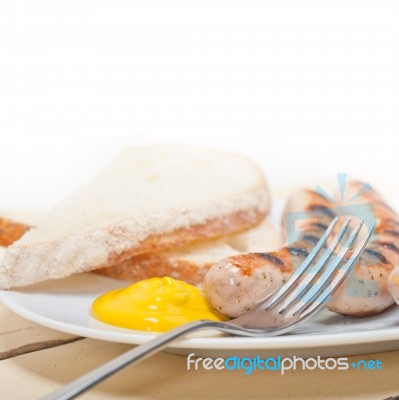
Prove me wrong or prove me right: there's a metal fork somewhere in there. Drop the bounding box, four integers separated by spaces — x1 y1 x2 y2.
42 216 375 400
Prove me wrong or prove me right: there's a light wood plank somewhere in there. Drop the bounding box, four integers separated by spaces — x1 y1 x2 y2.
1 336 398 400
0 303 80 359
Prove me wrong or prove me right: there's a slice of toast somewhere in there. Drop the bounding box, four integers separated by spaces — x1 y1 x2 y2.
0 146 270 289
95 218 281 287
0 216 281 288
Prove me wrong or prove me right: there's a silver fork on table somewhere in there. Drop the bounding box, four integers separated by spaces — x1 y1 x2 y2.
43 216 375 400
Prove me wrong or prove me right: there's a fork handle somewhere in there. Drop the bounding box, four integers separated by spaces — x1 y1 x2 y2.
41 320 214 400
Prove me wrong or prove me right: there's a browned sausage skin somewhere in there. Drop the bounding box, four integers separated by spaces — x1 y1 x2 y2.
389 266 399 304
204 181 398 318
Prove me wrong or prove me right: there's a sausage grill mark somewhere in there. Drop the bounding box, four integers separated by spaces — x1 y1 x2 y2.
288 247 309 258
303 235 320 245
309 205 336 219
364 248 389 265
380 242 399 254
255 253 284 266
310 222 329 230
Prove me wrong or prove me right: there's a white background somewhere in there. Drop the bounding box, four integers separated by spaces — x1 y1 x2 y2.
0 1 398 209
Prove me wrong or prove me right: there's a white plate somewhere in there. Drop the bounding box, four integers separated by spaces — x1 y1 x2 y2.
1 273 399 358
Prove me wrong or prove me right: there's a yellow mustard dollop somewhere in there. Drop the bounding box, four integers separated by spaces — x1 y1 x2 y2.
91 277 227 332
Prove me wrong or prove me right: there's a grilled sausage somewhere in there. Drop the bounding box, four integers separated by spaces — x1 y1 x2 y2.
204 181 398 317
388 260 399 303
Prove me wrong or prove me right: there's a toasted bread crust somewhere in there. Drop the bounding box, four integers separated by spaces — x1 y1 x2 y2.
105 208 265 265
0 218 31 247
95 255 211 287
98 209 266 286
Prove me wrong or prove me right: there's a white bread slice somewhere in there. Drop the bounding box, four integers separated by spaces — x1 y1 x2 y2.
0 146 270 289
0 209 280 288
0 246 5 263
96 218 282 287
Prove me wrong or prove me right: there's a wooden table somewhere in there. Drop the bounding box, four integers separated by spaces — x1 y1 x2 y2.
1 303 398 400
